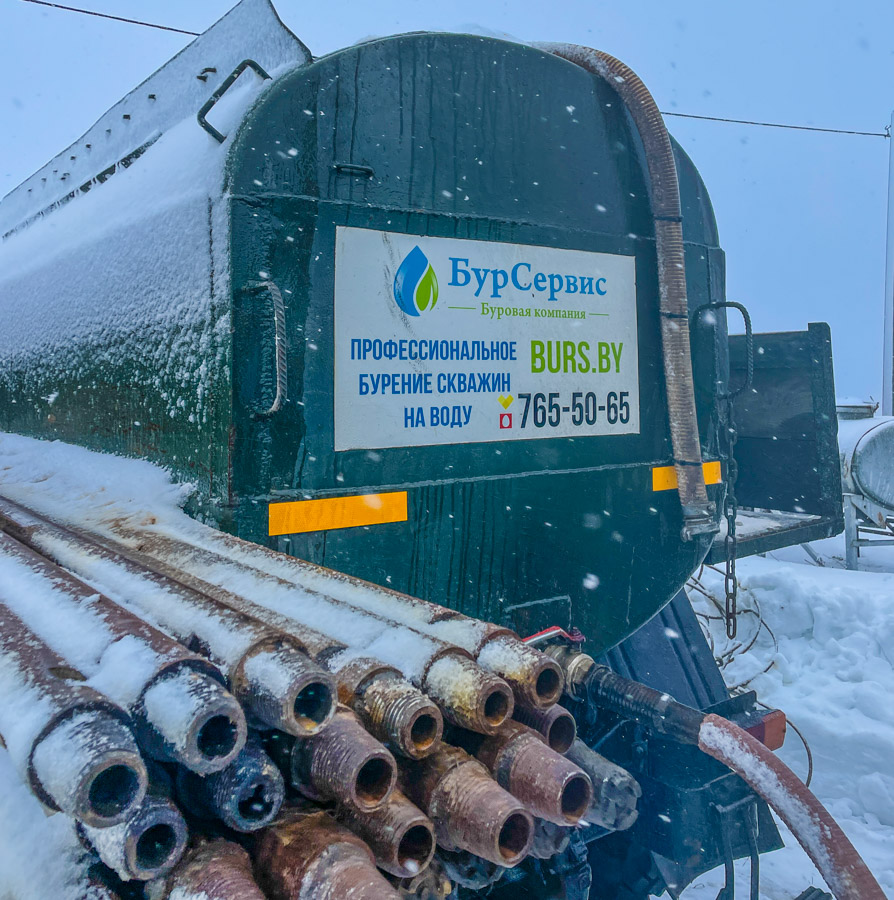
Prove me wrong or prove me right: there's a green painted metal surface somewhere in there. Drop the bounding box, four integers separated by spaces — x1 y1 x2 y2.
225 34 727 651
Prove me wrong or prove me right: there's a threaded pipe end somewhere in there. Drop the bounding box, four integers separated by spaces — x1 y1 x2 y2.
359 677 444 759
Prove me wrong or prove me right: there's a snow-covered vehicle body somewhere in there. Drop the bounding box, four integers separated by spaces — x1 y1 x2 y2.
0 2 846 896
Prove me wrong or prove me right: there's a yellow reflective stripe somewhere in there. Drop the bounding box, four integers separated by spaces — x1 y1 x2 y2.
268 491 408 536
652 461 722 492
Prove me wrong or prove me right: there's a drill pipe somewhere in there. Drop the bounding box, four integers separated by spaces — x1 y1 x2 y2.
0 602 147 826
565 739 640 831
177 740 284 832
146 840 266 900
116 526 564 710
254 808 403 900
116 529 514 735
80 794 188 881
0 530 246 774
512 702 577 753
465 721 593 826
337 788 436 878
399 744 534 867
0 496 336 739
333 657 444 759
269 707 397 811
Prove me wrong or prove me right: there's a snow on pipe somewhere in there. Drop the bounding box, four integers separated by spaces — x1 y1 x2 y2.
512 701 578 753
0 497 337 739
125 528 565 709
565 739 641 831
112 529 516 735
336 788 437 878
66 534 444 758
399 744 534 868
253 808 403 900
0 528 246 774
176 740 285 833
146 840 266 900
0 602 147 827
461 720 593 826
268 707 397 812
79 794 187 882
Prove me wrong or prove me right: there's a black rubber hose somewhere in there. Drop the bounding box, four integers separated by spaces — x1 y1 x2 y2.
537 44 717 540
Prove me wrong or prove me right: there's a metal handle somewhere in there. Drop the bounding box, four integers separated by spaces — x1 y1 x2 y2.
252 281 287 417
197 59 271 143
691 300 754 399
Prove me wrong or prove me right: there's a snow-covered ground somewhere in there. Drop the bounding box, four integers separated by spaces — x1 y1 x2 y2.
684 536 894 898
0 431 892 897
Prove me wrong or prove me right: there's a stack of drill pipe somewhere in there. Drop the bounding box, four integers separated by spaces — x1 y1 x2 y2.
0 600 147 827
253 807 404 900
0 532 246 774
452 720 593 826
0 496 338 739
0 497 512 737
0 493 648 890
111 525 566 710
98 527 515 736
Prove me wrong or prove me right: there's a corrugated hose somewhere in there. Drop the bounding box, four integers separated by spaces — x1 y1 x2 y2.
537 43 717 540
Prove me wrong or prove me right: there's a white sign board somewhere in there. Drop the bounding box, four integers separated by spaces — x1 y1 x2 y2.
333 227 639 450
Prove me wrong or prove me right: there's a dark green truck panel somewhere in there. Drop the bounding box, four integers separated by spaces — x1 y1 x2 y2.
225 34 727 651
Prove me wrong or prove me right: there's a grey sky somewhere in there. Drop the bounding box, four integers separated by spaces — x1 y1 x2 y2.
2 0 893 399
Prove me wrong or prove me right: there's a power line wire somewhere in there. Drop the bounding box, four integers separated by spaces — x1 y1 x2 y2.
16 0 893 140
19 0 199 36
661 109 888 138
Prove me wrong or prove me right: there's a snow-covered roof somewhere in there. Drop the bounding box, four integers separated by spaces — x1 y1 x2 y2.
0 0 310 238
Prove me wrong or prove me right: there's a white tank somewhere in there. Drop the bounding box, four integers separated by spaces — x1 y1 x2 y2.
839 416 894 508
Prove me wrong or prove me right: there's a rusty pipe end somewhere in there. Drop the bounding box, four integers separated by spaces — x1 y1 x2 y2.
149 840 265 900
254 810 403 900
177 742 284 832
140 668 247 774
293 708 396 811
420 752 533 867
32 711 147 828
357 675 444 760
338 789 436 878
424 656 514 735
492 731 593 825
476 637 565 709
236 643 337 738
513 703 577 753
82 795 187 881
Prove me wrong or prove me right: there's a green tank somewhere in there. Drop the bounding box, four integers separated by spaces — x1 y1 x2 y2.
0 0 728 652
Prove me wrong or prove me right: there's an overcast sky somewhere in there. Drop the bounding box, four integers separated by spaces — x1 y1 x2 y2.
2 0 893 399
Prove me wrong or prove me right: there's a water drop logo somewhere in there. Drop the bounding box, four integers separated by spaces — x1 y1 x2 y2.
393 246 439 316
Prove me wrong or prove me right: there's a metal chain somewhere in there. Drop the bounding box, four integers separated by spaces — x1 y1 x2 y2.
691 300 753 641
723 392 739 639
